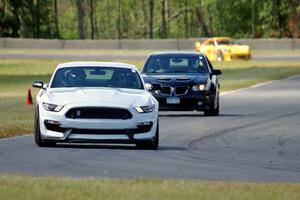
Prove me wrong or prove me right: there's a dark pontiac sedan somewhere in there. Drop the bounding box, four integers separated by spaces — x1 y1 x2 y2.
142 52 222 116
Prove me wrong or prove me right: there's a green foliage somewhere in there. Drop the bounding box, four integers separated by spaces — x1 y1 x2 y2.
0 0 299 39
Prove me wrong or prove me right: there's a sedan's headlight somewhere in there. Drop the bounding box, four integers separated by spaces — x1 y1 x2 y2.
42 102 64 112
135 104 155 113
192 84 208 91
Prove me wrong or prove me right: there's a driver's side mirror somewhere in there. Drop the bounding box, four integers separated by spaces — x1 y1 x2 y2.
32 80 44 89
212 69 222 76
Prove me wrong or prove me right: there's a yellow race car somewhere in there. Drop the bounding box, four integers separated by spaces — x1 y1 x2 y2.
195 37 251 61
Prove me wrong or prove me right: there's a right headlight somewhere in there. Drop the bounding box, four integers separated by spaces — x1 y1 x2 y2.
135 104 155 113
192 84 208 91
42 102 64 112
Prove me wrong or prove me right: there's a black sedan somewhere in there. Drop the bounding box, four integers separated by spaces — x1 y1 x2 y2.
142 52 222 116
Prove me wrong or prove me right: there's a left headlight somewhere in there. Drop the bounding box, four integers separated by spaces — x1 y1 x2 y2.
42 102 64 112
135 104 155 113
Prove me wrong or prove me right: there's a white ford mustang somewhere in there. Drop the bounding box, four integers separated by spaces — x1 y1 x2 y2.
32 62 160 149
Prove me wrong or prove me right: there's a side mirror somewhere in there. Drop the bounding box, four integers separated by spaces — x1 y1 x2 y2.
145 83 152 91
150 83 161 91
212 69 222 76
195 42 201 49
32 80 44 88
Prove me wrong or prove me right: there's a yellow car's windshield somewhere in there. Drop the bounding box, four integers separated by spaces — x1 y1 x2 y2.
217 40 233 45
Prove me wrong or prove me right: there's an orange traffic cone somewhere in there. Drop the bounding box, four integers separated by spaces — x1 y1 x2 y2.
26 89 33 105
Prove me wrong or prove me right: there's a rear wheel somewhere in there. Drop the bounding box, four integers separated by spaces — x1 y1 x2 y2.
136 120 159 150
34 107 56 147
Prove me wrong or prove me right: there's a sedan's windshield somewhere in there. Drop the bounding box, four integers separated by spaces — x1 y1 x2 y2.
51 67 144 89
143 54 209 74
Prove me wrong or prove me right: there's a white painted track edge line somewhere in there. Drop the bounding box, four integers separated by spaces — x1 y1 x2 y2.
221 74 300 96
0 134 32 142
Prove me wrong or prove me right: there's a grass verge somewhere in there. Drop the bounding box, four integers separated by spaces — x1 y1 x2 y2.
0 175 300 200
1 59 300 138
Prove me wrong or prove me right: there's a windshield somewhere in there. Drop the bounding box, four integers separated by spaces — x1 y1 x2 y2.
217 40 235 45
143 54 209 74
51 66 144 89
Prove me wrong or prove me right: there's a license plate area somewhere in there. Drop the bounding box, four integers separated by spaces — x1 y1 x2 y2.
166 97 180 104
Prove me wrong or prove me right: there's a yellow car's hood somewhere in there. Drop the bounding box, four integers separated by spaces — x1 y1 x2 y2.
218 44 250 54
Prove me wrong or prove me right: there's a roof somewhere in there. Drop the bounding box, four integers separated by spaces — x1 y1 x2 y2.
151 51 205 56
56 61 137 70
205 37 232 41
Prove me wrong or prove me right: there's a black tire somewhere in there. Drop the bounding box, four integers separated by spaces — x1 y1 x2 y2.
204 94 219 116
217 50 223 62
34 107 56 147
136 119 159 150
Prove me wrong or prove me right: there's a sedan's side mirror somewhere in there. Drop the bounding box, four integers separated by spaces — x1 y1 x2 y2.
32 80 44 89
151 83 161 91
212 69 222 76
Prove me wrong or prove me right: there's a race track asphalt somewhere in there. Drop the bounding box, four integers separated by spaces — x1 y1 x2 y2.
0 76 300 182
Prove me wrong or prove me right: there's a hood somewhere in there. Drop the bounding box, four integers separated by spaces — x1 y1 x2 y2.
218 44 250 54
44 87 152 108
142 73 209 86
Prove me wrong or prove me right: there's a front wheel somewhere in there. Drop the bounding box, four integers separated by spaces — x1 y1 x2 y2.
204 94 219 116
34 107 56 147
136 120 159 150
217 50 223 62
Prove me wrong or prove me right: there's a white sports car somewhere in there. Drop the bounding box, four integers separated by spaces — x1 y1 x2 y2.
32 62 160 149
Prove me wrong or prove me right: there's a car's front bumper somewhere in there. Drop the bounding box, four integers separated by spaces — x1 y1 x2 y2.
38 103 158 143
153 91 212 111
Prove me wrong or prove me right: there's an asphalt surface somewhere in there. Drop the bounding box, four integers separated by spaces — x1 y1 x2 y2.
0 51 299 61
1 76 300 182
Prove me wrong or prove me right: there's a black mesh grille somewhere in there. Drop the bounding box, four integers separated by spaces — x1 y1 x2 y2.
66 107 132 120
160 86 171 95
175 86 189 95
70 123 152 135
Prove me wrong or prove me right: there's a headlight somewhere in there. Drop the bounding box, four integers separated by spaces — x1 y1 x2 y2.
42 102 64 112
135 104 155 113
192 84 209 91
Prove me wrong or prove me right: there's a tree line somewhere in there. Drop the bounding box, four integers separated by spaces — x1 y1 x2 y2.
0 0 299 39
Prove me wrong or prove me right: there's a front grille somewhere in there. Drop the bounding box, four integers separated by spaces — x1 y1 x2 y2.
160 86 171 95
175 86 189 95
66 107 132 120
159 86 189 96
71 123 153 135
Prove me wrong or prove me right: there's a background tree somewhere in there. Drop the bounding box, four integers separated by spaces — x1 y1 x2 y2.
160 0 168 38
89 0 95 39
0 0 299 39
149 0 154 39
76 0 85 39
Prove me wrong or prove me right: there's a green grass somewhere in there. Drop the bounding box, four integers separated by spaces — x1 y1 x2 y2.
0 175 299 200
1 59 300 138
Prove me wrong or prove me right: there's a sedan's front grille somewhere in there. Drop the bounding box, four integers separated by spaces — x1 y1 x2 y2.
175 86 189 95
160 86 171 95
158 86 189 96
66 107 132 120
